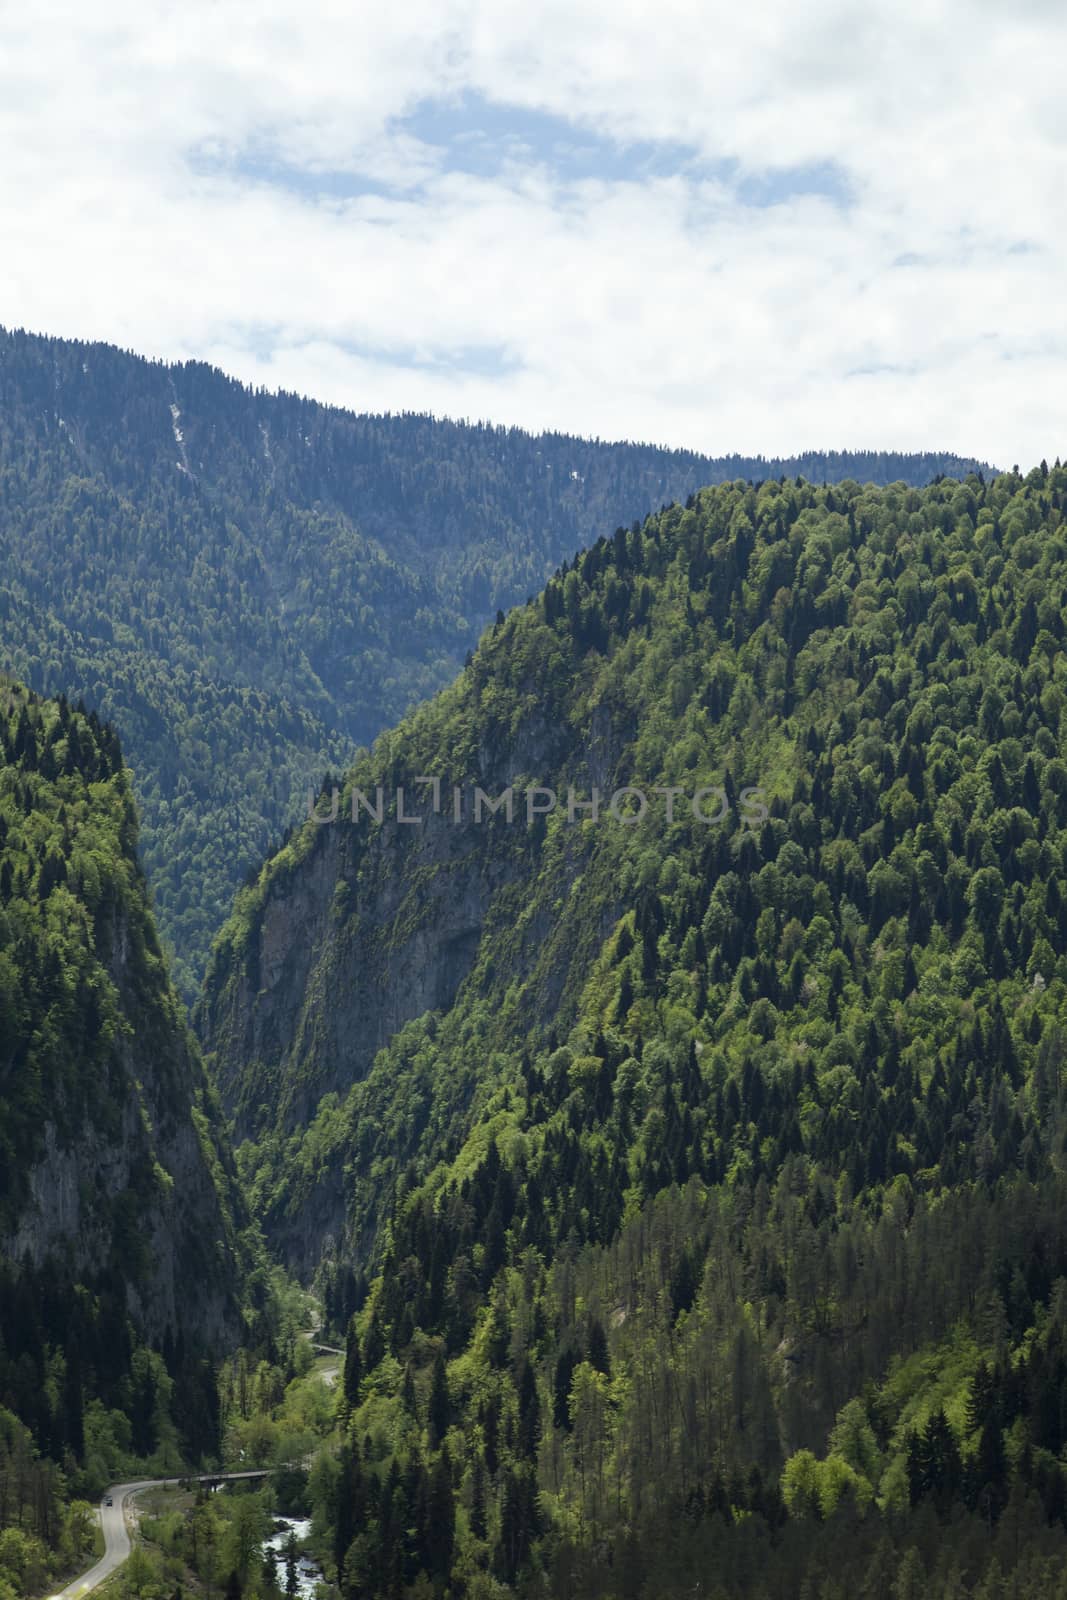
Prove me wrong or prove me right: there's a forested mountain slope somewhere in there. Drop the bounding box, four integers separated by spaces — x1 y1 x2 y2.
202 461 1067 1595
0 326 990 994
0 678 246 1567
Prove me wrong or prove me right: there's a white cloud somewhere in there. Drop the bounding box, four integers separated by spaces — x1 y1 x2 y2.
1 1 1065 466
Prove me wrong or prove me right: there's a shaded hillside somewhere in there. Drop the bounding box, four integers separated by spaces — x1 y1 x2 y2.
0 676 244 1495
200 461 1067 1594
0 325 992 993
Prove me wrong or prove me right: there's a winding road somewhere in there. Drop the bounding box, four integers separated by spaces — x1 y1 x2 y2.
54 1472 271 1600
55 1330 341 1598
309 1343 342 1388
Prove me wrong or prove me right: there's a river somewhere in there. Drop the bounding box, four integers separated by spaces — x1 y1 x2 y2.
262 1516 323 1600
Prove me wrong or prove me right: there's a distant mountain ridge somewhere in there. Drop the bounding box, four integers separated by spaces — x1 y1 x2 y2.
0 325 994 992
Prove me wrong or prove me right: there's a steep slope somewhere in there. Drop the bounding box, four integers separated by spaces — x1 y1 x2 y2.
0 325 992 993
202 461 1067 1594
0 677 244 1482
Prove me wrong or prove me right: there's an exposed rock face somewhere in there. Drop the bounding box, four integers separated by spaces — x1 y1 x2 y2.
206 804 524 1140
0 680 244 1352
199 666 633 1276
3 891 243 1346
6 1107 235 1346
202 702 578 1137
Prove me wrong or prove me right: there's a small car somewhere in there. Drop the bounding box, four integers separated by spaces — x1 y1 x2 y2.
105 1497 113 1507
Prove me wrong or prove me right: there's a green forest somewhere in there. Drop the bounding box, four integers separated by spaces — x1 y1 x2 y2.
0 327 990 996
5 328 1067 1596
199 460 1067 1595
8 0 1067 1585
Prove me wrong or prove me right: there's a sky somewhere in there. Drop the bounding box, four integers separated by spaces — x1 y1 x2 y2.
1 2 1064 468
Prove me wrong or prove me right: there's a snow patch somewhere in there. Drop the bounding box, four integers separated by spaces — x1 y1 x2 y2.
170 399 193 476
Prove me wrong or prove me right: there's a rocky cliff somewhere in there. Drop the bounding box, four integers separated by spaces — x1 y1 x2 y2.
199 621 635 1273
0 678 244 1354
202 701 582 1135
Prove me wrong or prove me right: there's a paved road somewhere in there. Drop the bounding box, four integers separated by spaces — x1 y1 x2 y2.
55 1472 271 1600
303 1330 342 1388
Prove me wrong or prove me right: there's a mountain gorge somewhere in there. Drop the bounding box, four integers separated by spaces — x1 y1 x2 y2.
200 461 1067 1594
0 326 992 997
6 322 1067 1594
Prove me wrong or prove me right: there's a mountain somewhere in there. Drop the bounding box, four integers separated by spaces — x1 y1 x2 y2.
0 676 245 1514
0 326 993 996
202 461 1067 1594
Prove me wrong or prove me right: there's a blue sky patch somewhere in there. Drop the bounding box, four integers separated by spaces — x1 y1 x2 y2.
188 93 853 212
